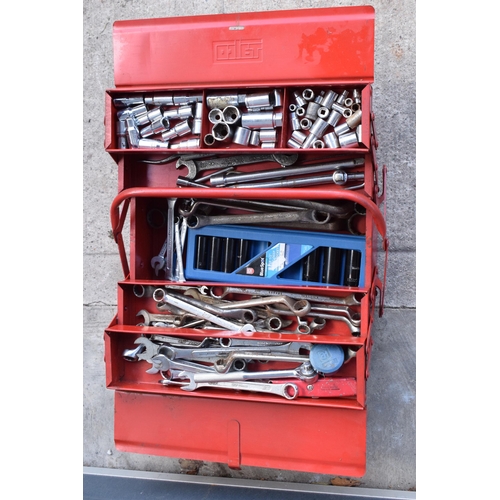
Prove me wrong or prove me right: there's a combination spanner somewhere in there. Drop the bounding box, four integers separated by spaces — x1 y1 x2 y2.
185 208 331 229
169 376 299 400
178 361 318 390
153 288 256 333
209 286 363 306
176 153 299 180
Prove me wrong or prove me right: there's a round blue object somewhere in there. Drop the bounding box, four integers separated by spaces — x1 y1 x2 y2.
310 344 345 373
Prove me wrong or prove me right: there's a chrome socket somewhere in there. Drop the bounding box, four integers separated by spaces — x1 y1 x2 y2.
293 91 306 107
309 117 329 138
144 94 174 106
287 137 302 149
141 116 170 137
204 134 216 146
305 101 321 120
346 109 362 129
334 122 351 137
323 131 340 149
116 119 128 148
300 118 311 130
259 129 277 143
161 120 191 141
232 126 252 146
249 131 260 146
320 90 338 108
206 94 245 109
170 138 200 149
336 90 349 105
302 88 314 101
338 131 359 148
212 121 234 142
241 111 283 129
137 138 170 148
208 108 224 124
173 94 203 105
222 105 241 125
331 102 352 118
290 111 301 131
135 106 163 126
291 130 307 145
163 105 193 120
296 106 306 118
125 117 140 147
245 91 276 109
192 102 203 135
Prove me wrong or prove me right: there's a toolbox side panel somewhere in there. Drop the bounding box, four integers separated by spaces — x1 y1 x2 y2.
113 7 374 88
114 391 367 476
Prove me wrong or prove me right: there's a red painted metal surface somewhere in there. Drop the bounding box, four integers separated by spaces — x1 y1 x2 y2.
114 390 367 475
113 6 374 88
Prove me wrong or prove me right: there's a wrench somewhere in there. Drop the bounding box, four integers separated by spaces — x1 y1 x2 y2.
176 153 299 180
147 353 218 375
209 286 363 306
209 157 364 186
178 198 306 217
136 309 182 326
175 376 299 400
153 289 256 333
213 350 310 373
218 295 311 317
169 293 258 323
186 209 331 229
150 199 177 278
179 361 317 390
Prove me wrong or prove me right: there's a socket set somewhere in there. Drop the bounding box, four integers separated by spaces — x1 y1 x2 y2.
110 86 366 151
286 87 362 149
184 224 365 287
113 92 203 149
104 6 387 476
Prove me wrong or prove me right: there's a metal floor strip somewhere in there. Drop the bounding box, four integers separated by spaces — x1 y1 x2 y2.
83 467 415 500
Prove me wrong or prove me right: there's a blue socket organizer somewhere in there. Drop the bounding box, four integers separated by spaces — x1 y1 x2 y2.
184 225 366 287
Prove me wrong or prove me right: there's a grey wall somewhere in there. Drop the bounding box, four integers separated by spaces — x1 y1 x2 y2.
83 0 416 491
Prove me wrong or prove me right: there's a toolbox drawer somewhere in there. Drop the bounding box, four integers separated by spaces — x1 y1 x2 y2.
103 6 387 477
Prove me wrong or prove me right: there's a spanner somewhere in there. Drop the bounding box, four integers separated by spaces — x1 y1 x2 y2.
153 288 256 333
185 209 331 229
175 376 299 400
217 295 311 317
179 361 318 390
147 353 218 375
209 286 363 306
150 198 177 278
176 153 299 180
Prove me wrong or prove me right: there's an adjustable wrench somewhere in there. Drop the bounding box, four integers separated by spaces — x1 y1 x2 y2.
176 153 299 180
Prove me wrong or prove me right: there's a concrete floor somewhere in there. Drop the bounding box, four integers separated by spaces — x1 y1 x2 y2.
83 0 415 492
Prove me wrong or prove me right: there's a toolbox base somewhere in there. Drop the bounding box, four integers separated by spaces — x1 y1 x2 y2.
114 391 367 476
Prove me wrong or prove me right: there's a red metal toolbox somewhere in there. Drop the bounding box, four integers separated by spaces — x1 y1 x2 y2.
103 6 387 476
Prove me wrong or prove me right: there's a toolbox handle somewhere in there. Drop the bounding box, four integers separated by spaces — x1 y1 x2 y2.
110 187 388 279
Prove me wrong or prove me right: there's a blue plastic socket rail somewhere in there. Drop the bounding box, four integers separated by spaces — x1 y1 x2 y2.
184 225 365 287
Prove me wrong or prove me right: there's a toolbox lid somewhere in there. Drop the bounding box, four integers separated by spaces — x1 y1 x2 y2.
112 6 374 88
